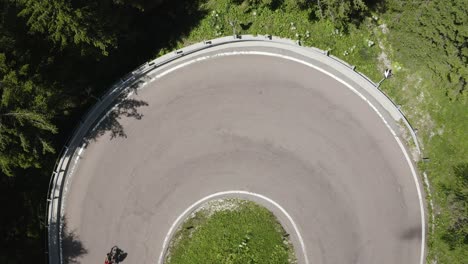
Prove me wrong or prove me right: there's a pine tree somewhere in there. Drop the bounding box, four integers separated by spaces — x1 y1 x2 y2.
16 0 116 55
0 53 57 176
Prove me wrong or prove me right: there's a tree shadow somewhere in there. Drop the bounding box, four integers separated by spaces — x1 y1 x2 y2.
22 1 208 151
61 216 87 264
84 89 149 142
300 0 386 31
231 0 305 11
365 0 388 13
45 0 209 102
0 173 47 263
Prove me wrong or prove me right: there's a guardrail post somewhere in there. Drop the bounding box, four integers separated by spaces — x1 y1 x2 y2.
377 69 392 87
46 36 426 264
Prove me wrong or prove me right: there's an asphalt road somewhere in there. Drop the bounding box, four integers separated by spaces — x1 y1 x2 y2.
64 52 422 264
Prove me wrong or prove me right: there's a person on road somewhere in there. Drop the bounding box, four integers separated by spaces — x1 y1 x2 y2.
104 252 112 264
105 246 127 264
105 246 117 264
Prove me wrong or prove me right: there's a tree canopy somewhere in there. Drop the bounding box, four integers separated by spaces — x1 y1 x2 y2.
0 0 466 262
18 0 115 55
0 0 203 261
0 53 57 176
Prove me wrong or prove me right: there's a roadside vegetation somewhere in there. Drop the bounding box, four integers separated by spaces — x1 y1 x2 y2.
166 199 295 264
0 0 465 263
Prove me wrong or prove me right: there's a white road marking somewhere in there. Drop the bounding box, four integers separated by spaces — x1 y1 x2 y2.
157 190 309 264
150 51 425 264
60 49 425 264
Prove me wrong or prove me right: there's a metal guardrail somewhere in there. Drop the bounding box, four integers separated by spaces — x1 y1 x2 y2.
45 34 424 263
325 47 422 156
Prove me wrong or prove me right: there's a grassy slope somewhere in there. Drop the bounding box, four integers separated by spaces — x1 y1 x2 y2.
177 1 381 80
166 199 295 264
378 7 468 261
383 63 468 263
164 1 466 262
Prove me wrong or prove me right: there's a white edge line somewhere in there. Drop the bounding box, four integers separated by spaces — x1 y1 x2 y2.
157 190 309 264
150 51 426 264
61 49 425 264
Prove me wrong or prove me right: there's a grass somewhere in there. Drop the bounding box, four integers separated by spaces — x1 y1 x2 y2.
165 199 295 264
161 1 467 262
175 0 382 80
377 9 468 262
379 48 468 263
386 70 468 264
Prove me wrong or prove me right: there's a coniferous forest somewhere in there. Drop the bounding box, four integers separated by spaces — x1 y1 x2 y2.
0 0 466 263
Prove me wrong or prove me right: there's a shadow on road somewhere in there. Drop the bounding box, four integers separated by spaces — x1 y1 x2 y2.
62 217 87 264
85 89 149 142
